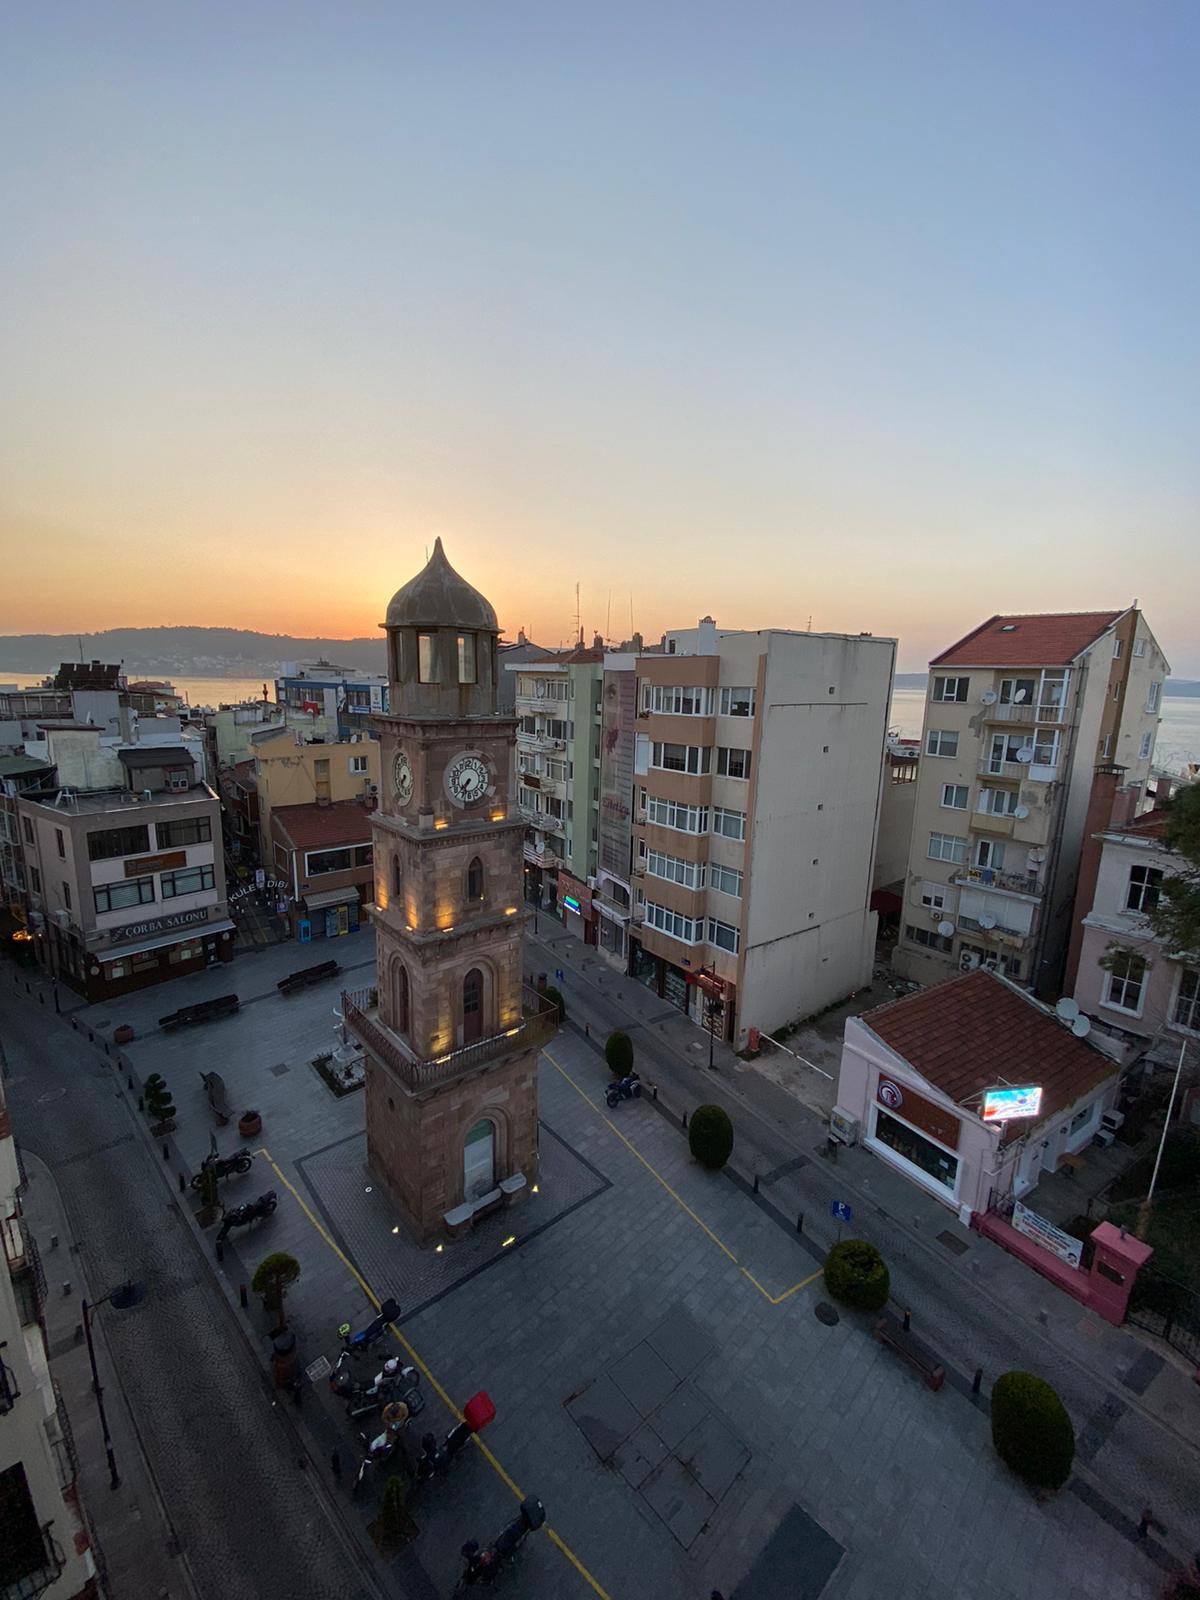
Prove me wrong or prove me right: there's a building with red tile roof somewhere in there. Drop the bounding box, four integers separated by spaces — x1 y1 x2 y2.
835 968 1122 1215
931 611 1125 669
270 799 375 940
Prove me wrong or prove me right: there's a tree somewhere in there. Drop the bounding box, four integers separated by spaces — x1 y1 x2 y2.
688 1104 734 1170
1148 781 1200 958
605 1031 634 1076
252 1252 301 1332
379 1476 409 1544
990 1371 1075 1492
541 985 566 1026
823 1240 890 1312
143 1073 175 1130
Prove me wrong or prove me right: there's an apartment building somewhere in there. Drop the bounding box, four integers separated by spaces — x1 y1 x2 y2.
275 661 389 738
627 619 895 1047
892 609 1168 994
242 726 381 866
1 1079 97 1600
1 756 55 918
510 650 604 927
269 798 375 940
18 748 230 1001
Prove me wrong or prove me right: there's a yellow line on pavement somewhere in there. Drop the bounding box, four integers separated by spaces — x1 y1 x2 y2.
257 1146 613 1600
543 1048 822 1310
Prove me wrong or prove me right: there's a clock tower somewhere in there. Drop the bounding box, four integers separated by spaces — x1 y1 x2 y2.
347 539 554 1244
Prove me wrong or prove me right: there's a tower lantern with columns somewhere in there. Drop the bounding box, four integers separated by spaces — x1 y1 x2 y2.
346 539 553 1243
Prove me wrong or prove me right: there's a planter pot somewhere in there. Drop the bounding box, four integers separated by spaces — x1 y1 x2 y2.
238 1112 263 1138
113 1025 135 1045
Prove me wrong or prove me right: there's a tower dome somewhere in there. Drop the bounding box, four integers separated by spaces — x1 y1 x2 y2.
385 538 498 633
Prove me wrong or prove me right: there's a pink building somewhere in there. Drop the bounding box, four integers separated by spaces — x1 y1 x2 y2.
834 969 1121 1216
1069 775 1200 1061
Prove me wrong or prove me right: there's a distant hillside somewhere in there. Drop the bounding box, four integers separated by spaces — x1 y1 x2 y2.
0 627 387 678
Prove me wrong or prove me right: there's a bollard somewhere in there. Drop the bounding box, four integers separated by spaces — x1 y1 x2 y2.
753 1174 760 1194
62 1281 72 1296
178 1173 186 1193
682 1110 688 1130
972 1367 983 1397
330 1448 342 1481
162 1142 169 1161
138 1096 144 1112
49 1234 58 1250
796 1212 804 1233
239 1284 248 1309
215 1240 224 1263
103 1043 110 1058
584 1023 589 1037
127 1074 133 1089
902 1309 911 1332
38 992 44 1005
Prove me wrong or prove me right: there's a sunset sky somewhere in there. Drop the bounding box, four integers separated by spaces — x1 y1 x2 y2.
3 2 1198 672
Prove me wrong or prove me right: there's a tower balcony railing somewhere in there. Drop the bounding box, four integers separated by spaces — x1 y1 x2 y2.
342 984 560 1092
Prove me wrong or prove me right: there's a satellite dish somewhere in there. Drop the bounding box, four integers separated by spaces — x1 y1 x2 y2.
1014 805 1030 819
1055 997 1080 1021
1029 848 1046 864
1013 688 1028 703
937 920 956 938
1016 747 1034 764
979 913 997 930
981 690 998 705
1071 1016 1092 1039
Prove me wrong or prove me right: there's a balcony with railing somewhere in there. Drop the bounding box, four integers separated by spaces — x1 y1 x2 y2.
1 1520 65 1600
971 808 1016 837
981 701 1068 727
342 984 561 1093
3 1215 45 1329
957 912 1030 944
951 866 1043 899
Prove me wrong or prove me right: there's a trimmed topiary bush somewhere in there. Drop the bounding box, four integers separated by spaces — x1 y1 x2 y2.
990 1371 1075 1492
688 1104 734 1170
605 1030 634 1076
823 1239 890 1312
541 985 566 1026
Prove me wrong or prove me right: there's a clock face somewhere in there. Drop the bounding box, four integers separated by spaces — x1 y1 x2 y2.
393 751 414 806
445 752 491 808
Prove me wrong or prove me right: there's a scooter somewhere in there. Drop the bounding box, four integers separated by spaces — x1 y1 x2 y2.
604 1072 641 1109
215 1189 277 1243
338 1296 401 1353
459 1497 546 1586
352 1400 414 1496
413 1420 473 1483
332 1355 423 1420
189 1147 253 1188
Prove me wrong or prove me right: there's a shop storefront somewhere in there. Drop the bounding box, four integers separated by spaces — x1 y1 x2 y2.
868 1081 962 1201
83 907 236 1001
297 886 362 941
630 939 691 1013
557 872 596 946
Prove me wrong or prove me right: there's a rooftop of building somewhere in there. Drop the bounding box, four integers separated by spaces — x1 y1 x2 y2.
271 798 375 849
859 969 1116 1139
22 784 216 815
117 745 194 768
384 537 498 633
930 611 1125 669
0 755 56 776
1101 805 1170 841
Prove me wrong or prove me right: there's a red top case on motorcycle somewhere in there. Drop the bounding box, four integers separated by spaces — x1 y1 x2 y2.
463 1391 496 1434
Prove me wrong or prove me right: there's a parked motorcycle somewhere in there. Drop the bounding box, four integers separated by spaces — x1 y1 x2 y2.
330 1352 423 1419
215 1189 277 1243
338 1296 401 1353
352 1400 414 1495
459 1497 546 1586
189 1147 253 1189
414 1420 473 1483
604 1072 642 1109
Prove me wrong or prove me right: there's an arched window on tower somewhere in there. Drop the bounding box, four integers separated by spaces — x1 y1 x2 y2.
462 967 483 1044
392 853 402 900
393 963 409 1035
466 856 484 904
457 633 476 684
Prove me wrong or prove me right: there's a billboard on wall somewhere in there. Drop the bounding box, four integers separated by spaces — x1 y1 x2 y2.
981 1085 1043 1123
1012 1202 1083 1268
598 668 637 880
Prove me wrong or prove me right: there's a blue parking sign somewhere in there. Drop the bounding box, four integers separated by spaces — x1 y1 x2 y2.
830 1199 853 1223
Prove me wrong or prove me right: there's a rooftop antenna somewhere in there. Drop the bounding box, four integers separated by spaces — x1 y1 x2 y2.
606 589 612 645
807 615 812 632
573 583 581 646
630 591 634 640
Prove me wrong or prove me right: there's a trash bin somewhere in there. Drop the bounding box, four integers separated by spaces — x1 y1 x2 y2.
271 1330 299 1388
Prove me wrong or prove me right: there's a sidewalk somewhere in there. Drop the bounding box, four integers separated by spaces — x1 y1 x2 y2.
20 1152 197 1600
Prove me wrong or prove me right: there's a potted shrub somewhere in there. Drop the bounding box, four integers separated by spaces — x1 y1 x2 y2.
823 1240 890 1312
688 1104 734 1170
239 1109 263 1138
195 1163 221 1228
143 1073 176 1135
990 1371 1075 1493
605 1031 634 1077
252 1251 302 1336
113 1023 135 1045
542 985 566 1026
371 1474 418 1553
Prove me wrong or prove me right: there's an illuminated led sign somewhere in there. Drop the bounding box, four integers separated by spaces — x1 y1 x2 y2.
981 1085 1043 1123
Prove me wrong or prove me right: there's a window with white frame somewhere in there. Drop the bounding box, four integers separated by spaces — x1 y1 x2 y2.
719 686 756 717
1113 637 1123 658
920 881 947 910
1147 682 1161 712
518 786 537 811
1173 969 1200 1033
928 832 967 864
651 741 711 775
1100 735 1113 759
1134 638 1146 657
1139 732 1154 759
711 806 746 841
350 755 369 774
926 729 959 758
646 796 708 834
1032 730 1061 767
975 838 1005 869
645 849 704 890
643 684 713 716
710 862 743 898
932 676 969 702
644 900 702 943
941 784 968 810
999 677 1036 706
1126 864 1164 915
708 917 740 953
979 787 1019 817
1104 949 1146 1014
905 924 953 953
716 747 752 780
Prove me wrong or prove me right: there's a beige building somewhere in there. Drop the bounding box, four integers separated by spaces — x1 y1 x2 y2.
248 726 381 865
628 619 896 1047
892 608 1168 994
1 1084 97 1600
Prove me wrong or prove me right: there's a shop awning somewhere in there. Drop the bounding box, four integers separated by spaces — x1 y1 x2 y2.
303 886 361 910
98 918 236 963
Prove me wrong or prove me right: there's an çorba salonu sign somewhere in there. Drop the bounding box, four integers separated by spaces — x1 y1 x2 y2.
99 907 216 945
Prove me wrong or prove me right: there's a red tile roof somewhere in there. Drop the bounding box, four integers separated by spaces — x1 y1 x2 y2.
1110 806 1170 840
931 611 1124 669
861 969 1115 1139
271 800 374 850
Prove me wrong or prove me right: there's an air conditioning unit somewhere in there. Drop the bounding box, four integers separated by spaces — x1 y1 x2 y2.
830 1107 860 1146
367 783 379 796
142 789 153 802
1101 1109 1125 1134
586 875 598 889
959 951 981 972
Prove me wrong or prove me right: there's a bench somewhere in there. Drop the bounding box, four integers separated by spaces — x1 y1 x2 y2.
499 1173 527 1207
200 1070 234 1125
277 960 339 996
873 1314 945 1391
159 994 240 1032
442 1185 504 1239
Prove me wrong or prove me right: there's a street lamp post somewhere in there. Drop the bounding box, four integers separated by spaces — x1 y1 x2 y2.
81 1280 145 1490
